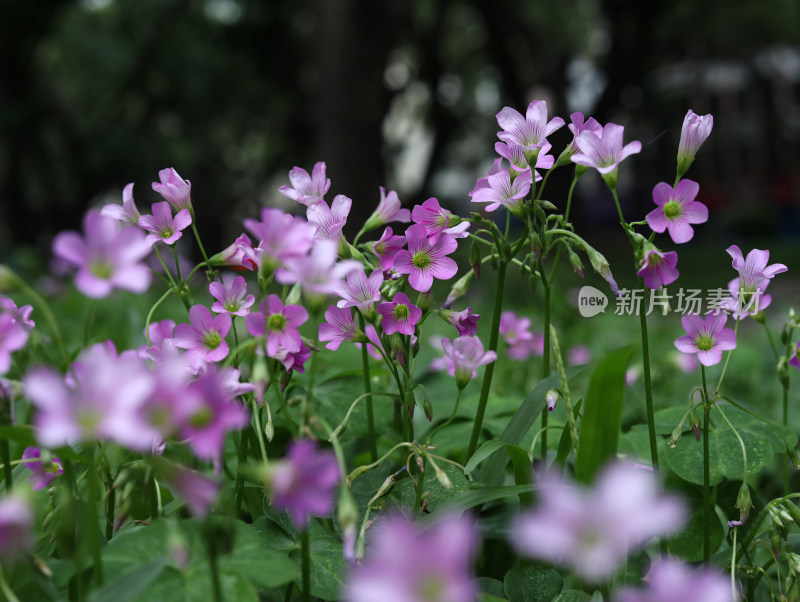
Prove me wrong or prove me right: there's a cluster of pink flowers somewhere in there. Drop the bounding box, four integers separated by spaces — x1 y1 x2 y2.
499 311 544 360
0 294 34 374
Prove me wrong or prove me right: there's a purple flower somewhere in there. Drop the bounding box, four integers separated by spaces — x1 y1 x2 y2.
615 558 733 602
174 305 232 369
245 295 308 356
279 162 331 206
319 306 361 351
307 195 351 242
0 314 29 374
272 342 312 375
393 224 458 293
24 342 159 451
213 233 258 272
138 201 193 247
244 208 316 277
495 140 555 179
53 210 152 298
22 447 62 490
496 100 565 153
646 180 709 244
268 439 340 529
346 514 478 602
468 168 532 216
441 336 497 389
637 248 679 290
411 198 470 243
674 313 737 367
378 293 422 336
571 122 642 177
677 110 714 175
209 276 255 317
363 187 411 231
545 389 559 411
0 494 33 564
512 463 686 583
100 182 141 225
158 460 220 517
336 267 383 315
443 307 480 336
372 227 406 271
558 112 603 163
152 167 192 211
567 345 591 366
0 297 34 331
720 277 771 319
726 245 787 297
276 240 361 298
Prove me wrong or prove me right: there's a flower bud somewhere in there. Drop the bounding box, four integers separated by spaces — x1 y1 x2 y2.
337 487 359 565
545 389 559 412
677 110 713 178
444 271 474 309
787 445 800 470
469 241 482 280
432 463 453 490
567 248 584 278
785 501 800 525
585 245 619 296
668 426 682 448
689 410 701 442
778 356 791 390
735 482 752 524
422 390 433 422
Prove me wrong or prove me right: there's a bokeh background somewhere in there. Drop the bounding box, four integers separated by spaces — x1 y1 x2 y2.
3 0 800 272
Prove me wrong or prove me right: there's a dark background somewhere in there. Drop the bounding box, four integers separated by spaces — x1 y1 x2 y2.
3 0 800 265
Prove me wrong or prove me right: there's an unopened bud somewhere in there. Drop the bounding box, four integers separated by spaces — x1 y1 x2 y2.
778 356 791 390
736 482 752 524
469 242 482 280
423 391 433 422
585 245 619 296
444 271 474 309
433 463 453 490
788 445 800 470
538 199 558 212
689 410 701 442
285 283 302 306
545 389 559 412
568 248 584 278
786 552 800 575
784 501 800 525
337 488 359 565
668 426 682 448
530 233 543 263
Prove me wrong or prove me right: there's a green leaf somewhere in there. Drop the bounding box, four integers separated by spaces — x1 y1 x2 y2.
87 558 168 602
553 591 592 602
504 566 563 602
303 522 346 601
478 577 507 598
422 485 538 522
0 425 36 448
465 441 507 474
575 347 632 484
554 400 582 469
505 444 533 505
666 478 725 561
186 568 259 602
479 594 510 602
477 367 583 487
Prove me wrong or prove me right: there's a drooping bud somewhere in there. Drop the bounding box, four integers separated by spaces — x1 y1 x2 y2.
689 410 701 442
545 389 559 412
337 487 359 565
585 245 619 296
668 426 682 448
444 271 474 309
567 248 584 278
469 241 482 279
735 482 752 524
778 356 791 390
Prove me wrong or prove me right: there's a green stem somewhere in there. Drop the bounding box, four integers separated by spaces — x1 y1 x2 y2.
347 442 414 485
716 315 741 391
638 280 660 474
714 402 747 478
234 429 250 516
154 245 179 290
87 449 104 585
783 387 790 495
540 283 551 459
701 365 711 567
189 209 216 282
763 322 779 360
171 245 184 283
301 529 311 602
105 469 116 542
144 289 175 346
413 453 426 515
731 526 738 602
251 398 269 465
0 440 11 493
207 535 223 602
329 392 400 441
467 261 507 457
359 313 377 462
0 565 20 602
426 389 463 444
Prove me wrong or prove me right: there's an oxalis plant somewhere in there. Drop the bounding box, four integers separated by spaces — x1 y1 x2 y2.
0 101 797 602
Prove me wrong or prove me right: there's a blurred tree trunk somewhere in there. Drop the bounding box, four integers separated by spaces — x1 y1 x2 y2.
313 0 406 233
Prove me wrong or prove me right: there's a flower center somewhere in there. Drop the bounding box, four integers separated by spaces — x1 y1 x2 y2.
435 214 448 229
412 251 432 269
159 226 175 239
375 242 386 255
190 407 213 429
663 200 682 220
393 304 410 320
418 575 445 602
695 334 714 351
645 252 662 268
204 332 222 350
268 313 287 331
225 301 239 312
90 260 113 279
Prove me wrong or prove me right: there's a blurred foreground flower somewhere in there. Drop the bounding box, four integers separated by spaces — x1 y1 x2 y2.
615 558 733 602
512 463 686 583
0 493 33 565
346 514 478 602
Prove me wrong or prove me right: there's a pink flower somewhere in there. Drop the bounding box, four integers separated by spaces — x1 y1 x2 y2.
512 463 686 583
0 314 29 374
100 182 141 225
278 162 331 206
372 227 406 271
22 447 62 490
307 195 351 242
53 210 152 299
646 180 709 244
174 365 250 467
267 439 340 529
152 167 192 211
615 558 732 602
174 305 232 369
346 514 478 602
411 198 470 243
393 224 458 293
468 168 532 215
495 140 555 180
496 100 564 153
441 336 497 389
158 460 220 517
572 123 642 176
209 275 255 317
0 297 34 331
637 249 679 290
567 345 591 365
318 306 361 351
243 208 316 277
24 342 159 451
0 494 33 564
545 389 559 411
443 307 480 336
245 295 308 356
378 293 422 336
362 187 411 231
561 112 603 159
272 342 312 375
213 233 257 271
336 267 383 316
791 343 800 371
677 110 714 175
138 201 192 247
674 313 737 367
276 239 361 297
720 277 771 319
726 245 787 296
